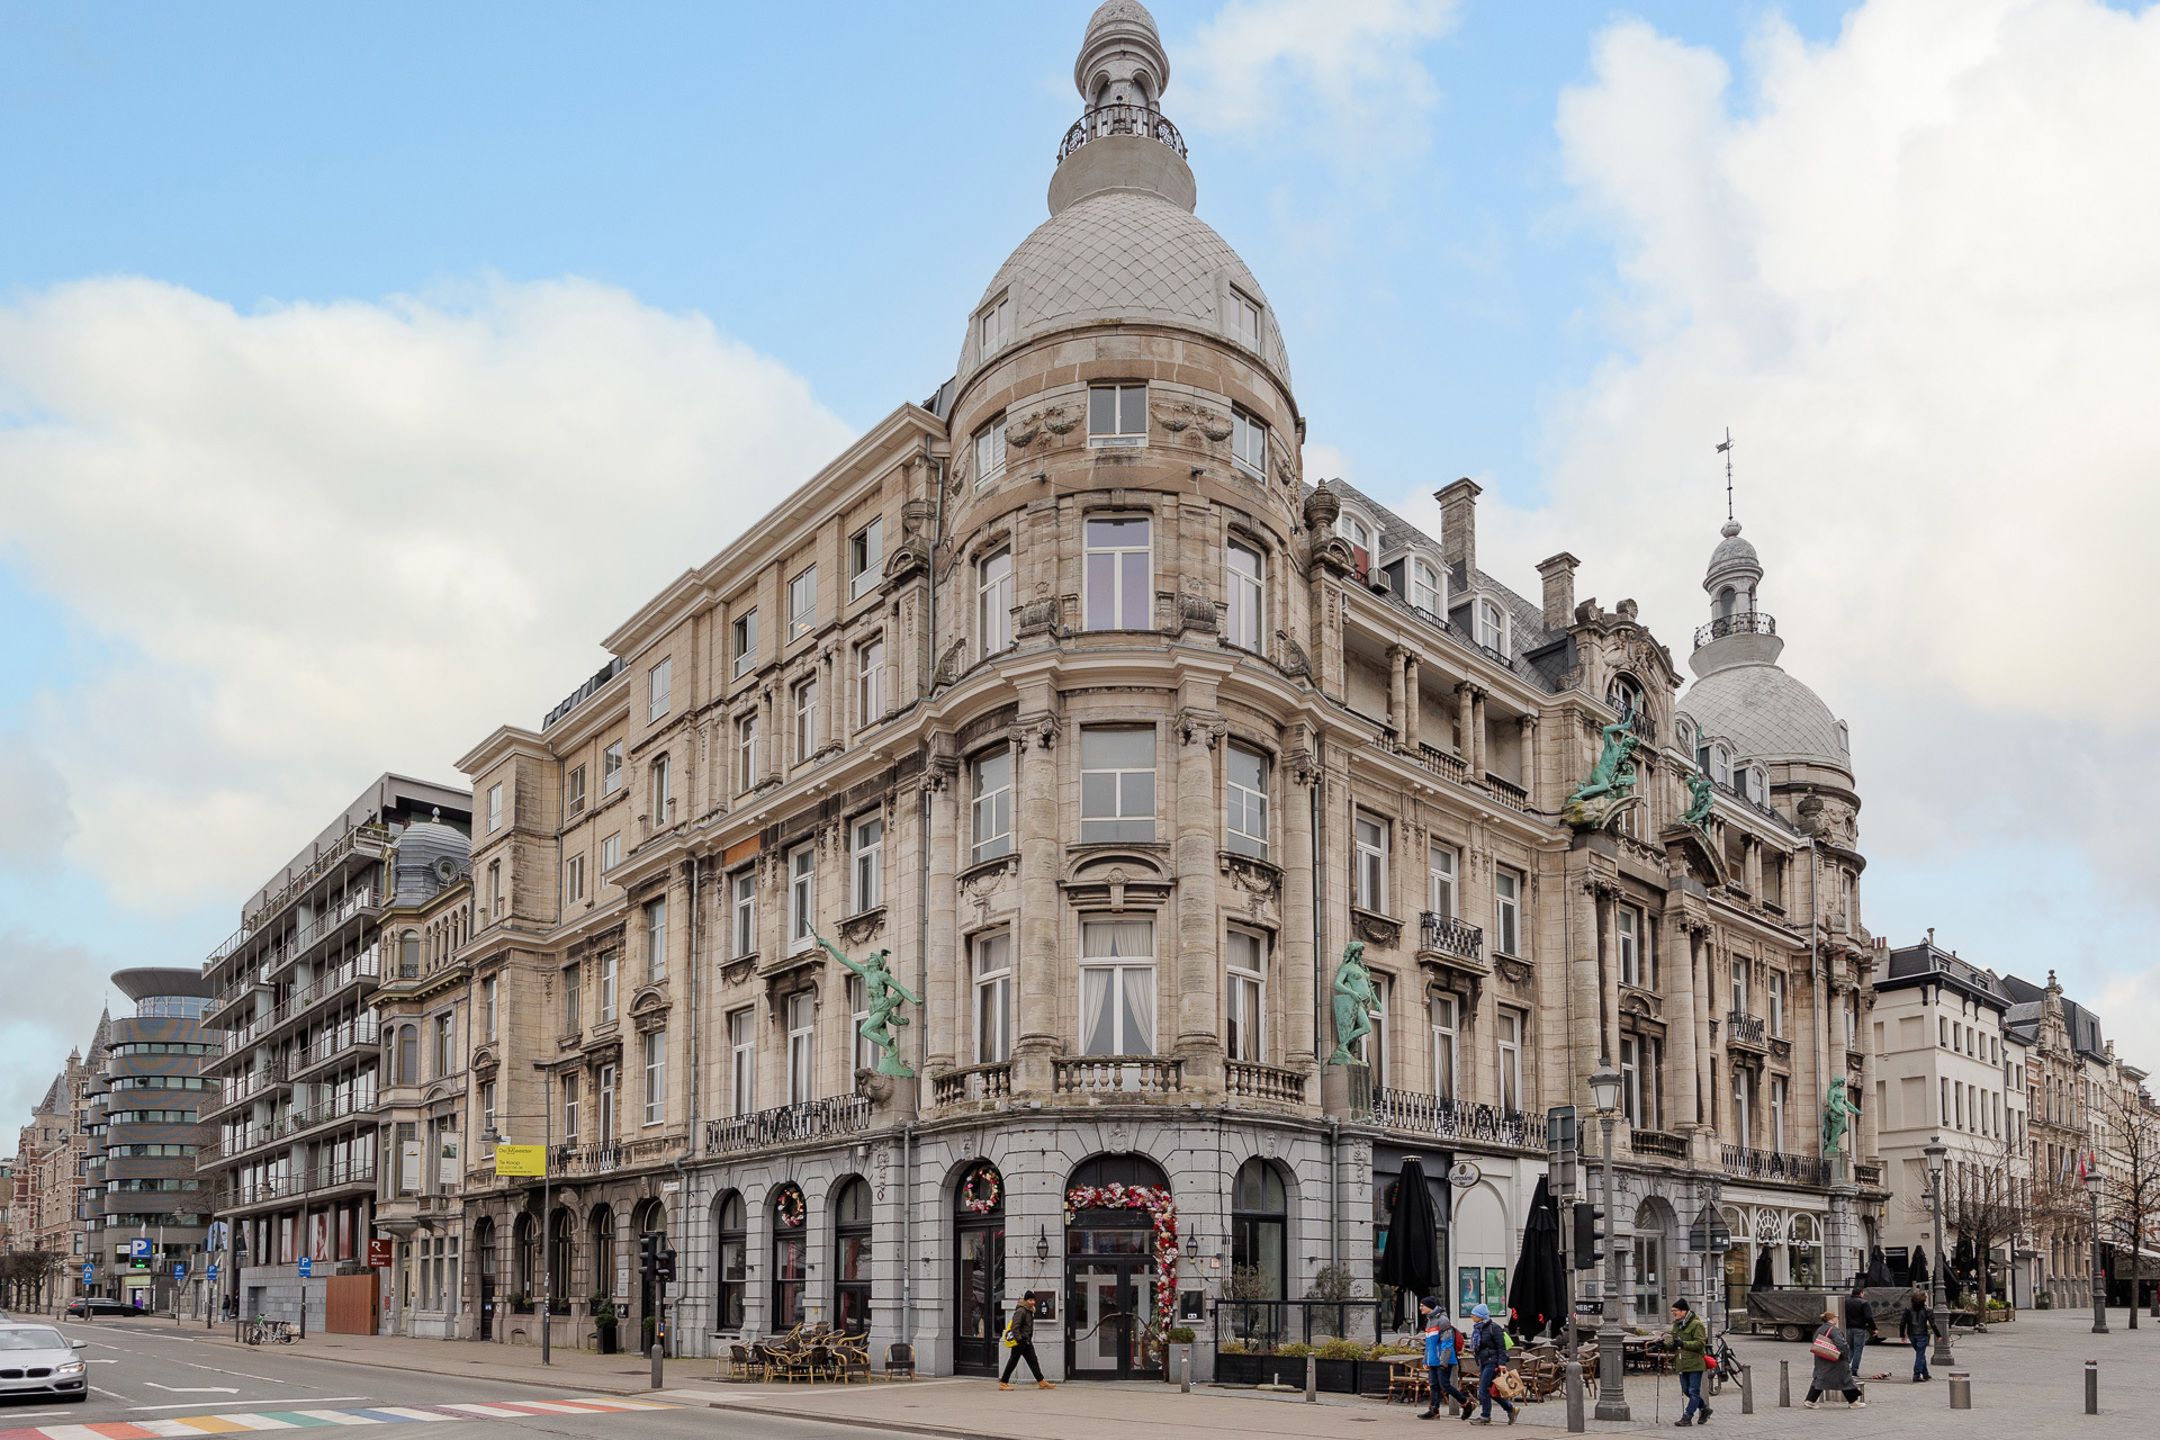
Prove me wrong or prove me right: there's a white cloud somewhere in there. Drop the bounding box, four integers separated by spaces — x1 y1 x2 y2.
1177 0 1460 164
1527 0 2160 1011
0 276 856 913
0 931 113 1121
0 734 73 867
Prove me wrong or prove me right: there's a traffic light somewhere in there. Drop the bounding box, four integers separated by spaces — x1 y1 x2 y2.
655 1244 677 1285
1573 1201 1603 1270
638 1233 659 1279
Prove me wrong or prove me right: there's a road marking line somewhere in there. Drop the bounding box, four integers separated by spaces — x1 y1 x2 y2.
350 1411 446 1424
83 1424 153 1439
284 1416 373 1428
215 1419 299 1432
437 1408 522 1420
169 1420 250 1434
133 1422 209 1436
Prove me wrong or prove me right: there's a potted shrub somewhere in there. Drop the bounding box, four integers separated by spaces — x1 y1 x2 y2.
1312 1335 1366 1393
592 1294 619 1355
508 1293 534 1315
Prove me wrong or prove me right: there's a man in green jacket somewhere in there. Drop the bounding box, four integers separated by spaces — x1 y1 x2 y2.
1670 1297 1711 1426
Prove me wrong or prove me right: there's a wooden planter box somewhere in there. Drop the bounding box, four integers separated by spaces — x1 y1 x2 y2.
1216 1352 1307 1387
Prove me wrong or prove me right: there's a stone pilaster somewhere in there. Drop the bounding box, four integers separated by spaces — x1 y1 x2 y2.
1403 655 1421 752
923 759 959 1073
1280 735 1318 1070
1013 703 1061 1093
1668 916 1700 1131
1174 701 1224 1084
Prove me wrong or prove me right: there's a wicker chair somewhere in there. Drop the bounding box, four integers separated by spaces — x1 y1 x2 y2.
883 1341 918 1380
727 1342 762 1381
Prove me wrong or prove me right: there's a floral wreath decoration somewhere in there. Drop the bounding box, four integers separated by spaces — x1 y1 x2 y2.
1065 1181 1180 1328
960 1165 1002 1215
773 1186 806 1228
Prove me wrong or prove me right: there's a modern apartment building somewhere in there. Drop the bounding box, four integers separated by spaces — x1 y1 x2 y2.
200 774 470 1328
81 967 216 1314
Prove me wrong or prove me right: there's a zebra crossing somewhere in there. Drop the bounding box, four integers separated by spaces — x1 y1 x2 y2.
0 1395 679 1440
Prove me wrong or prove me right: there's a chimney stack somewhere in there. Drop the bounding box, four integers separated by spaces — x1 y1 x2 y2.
1436 477 1480 580
1536 553 1580 630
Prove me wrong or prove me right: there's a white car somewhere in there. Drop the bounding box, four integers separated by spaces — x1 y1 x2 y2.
0 1323 89 1403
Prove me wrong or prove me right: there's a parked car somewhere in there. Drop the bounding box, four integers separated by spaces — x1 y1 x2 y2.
0 1323 89 1402
63 1297 135 1319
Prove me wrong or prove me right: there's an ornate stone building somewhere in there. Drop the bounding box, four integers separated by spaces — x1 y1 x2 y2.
443 0 1885 1374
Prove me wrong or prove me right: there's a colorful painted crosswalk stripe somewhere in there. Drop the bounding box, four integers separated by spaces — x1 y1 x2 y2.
0 1396 679 1440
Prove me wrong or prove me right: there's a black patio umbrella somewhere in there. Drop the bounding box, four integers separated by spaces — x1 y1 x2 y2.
1909 1245 1930 1285
1506 1175 1566 1341
1751 1247 1774 1291
1954 1234 1976 1279
1867 1246 1891 1286
1376 1159 1443 1326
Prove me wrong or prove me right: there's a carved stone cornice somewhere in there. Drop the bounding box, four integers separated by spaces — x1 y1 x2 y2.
1350 907 1403 949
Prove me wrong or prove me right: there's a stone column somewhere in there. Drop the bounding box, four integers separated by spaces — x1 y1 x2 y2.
1519 714 1538 807
1387 646 1407 739
1668 920 1698 1136
1455 684 1474 760
1013 705 1061 1093
1280 739 1318 1071
923 764 959 1074
1569 871 1600 1098
1174 703 1224 1085
1596 886 1620 1071
1696 932 1717 1135
1471 689 1489 778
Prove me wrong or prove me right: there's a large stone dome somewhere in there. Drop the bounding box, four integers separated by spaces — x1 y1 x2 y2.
1679 663 1850 771
955 189 1292 390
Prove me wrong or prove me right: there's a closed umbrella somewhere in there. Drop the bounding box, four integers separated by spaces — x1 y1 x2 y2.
1867 1246 1891 1286
1506 1175 1566 1341
1376 1160 1443 1326
1909 1245 1929 1286
1751 1247 1773 1291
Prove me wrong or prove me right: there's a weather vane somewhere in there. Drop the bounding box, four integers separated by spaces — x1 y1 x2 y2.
1716 428 1735 523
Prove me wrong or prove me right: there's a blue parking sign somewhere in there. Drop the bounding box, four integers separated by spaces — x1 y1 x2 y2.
127 1237 152 1261
297 1255 313 1279
208 1263 220 1281
173 1261 187 1279
81 1264 94 1285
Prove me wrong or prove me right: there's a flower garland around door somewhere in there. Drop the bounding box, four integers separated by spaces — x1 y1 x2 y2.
774 1187 806 1228
1064 1182 1179 1330
959 1165 1002 1215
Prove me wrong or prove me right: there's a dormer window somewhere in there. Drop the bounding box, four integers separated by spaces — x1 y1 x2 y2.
978 294 1010 355
1228 288 1263 349
1696 742 1732 788
1745 766 1768 805
1606 673 1646 722
1676 718 1695 754
1475 597 1509 656
1408 557 1445 615
1338 514 1372 551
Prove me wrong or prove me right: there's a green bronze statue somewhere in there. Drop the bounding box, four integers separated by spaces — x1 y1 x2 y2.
1822 1076 1862 1155
1570 711 1644 806
1327 941 1379 1066
1682 767 1715 830
816 932 924 1078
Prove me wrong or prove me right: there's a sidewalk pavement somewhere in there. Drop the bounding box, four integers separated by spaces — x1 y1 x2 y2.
192 1326 692 1397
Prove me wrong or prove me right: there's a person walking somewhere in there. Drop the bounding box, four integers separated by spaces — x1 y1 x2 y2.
1669 1297 1712 1426
997 1293 1055 1390
1418 1297 1473 1420
1467 1303 1516 1425
1899 1286 1934 1382
1842 1281 1873 1392
1802 1307 1864 1409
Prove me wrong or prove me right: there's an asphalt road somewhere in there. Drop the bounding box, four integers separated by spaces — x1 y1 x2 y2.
0 1319 921 1440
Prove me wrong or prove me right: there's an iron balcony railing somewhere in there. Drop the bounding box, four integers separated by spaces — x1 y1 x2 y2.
1058 102 1187 162
1721 1144 1829 1187
1372 1088 1534 1148
703 1096 872 1157
1694 611 1777 648
1418 912 1485 964
1726 1010 1769 1048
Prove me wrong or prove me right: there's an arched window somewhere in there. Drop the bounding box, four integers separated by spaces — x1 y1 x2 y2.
547 1206 573 1308
1339 513 1372 552
771 1184 807 1329
1696 742 1731 788
1745 766 1768 805
1409 557 1445 615
1717 586 1738 621
588 1204 615 1302
394 1026 418 1086
953 1163 1006 1375
400 930 420 977
513 1211 537 1299
1676 718 1695 755
1606 674 1646 723
1231 1159 1288 1303
713 1191 746 1332
1475 597 1509 656
832 1177 872 1334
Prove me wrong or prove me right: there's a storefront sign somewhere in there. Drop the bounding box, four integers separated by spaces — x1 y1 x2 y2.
494 1143 546 1177
367 1238 393 1268
1447 1161 1482 1188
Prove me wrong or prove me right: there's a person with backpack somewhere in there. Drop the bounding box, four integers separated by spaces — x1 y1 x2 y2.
1418 1297 1473 1420
1669 1297 1711 1426
997 1293 1054 1390
1899 1286 1934 1382
1467 1303 1516 1425
1803 1306 1864 1409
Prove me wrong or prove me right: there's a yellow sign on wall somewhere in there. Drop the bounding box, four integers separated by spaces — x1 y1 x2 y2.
494 1144 546 1177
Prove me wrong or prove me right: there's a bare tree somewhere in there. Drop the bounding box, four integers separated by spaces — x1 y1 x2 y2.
2094 1083 2160 1329
1904 1132 2039 1327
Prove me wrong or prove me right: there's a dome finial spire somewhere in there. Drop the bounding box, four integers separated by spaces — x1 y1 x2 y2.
1076 2 1169 108
1051 0 1194 216
1716 426 1736 524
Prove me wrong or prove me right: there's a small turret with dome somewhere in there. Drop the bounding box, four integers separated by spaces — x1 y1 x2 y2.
390 805 471 905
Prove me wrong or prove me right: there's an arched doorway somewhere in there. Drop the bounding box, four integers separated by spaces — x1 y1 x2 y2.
1631 1197 1678 1324
474 1217 497 1340
953 1162 1006 1375
1065 1154 1171 1381
831 1177 871 1334
588 1205 616 1306
513 1211 538 1304
631 1198 667 1351
771 1184 807 1331
1231 1158 1288 1343
712 1191 746 1333
546 1206 573 1314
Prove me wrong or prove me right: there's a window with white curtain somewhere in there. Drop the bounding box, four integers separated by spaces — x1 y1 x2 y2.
1429 994 1458 1100
736 714 759 793
1079 917 1156 1056
792 676 818 762
731 867 756 958
786 991 815 1104
850 813 882 912
643 897 667 981
642 1030 666 1126
1497 1009 1524 1112
788 566 817 640
1767 970 1786 1037
1226 928 1267 1062
972 930 1012 1065
1617 906 1640 986
1493 867 1523 956
647 657 671 721
855 637 884 727
974 419 1006 488
1428 844 1457 918
787 842 816 953
1410 557 1445 615
1358 973 1390 1077
847 976 877 1075
1770 1075 1787 1148
727 1007 755 1116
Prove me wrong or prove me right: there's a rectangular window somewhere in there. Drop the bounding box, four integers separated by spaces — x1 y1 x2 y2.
1087 381 1148 446
647 657 672 722
563 964 581 1032
601 831 622 872
787 841 816 953
565 853 586 905
480 1080 497 1140
1353 812 1389 913
731 867 757 958
1083 515 1152 629
793 675 818 762
565 764 587 817
732 609 758 679
1226 927 1267 1063
850 813 883 912
1731 958 1748 1016
1429 994 1458 1100
642 1031 666 1126
788 566 817 641
1496 869 1523 954
1475 598 1508 655
1225 538 1264 649
1079 917 1156 1056
1229 289 1262 348
1767 971 1786 1038
1498 1010 1524 1113
1223 742 1269 860
1428 844 1458 919
1409 559 1445 615
978 294 1009 353
1770 1075 1788 1148
970 747 1013 863
644 897 667 982
1359 973 1390 1077
597 1063 616 1144
1735 1077 1752 1147
1621 1034 1658 1128
977 548 1013 655
487 784 502 833
1617 906 1641 987
736 714 759 793
562 1073 580 1147
434 1012 455 1077
1231 408 1267 475
599 951 618 1024
483 977 497 1041
974 420 1006 488
786 991 815 1104
973 930 1012 1065
846 975 877 1075
602 741 624 795
1080 726 1156 842
728 1007 755 1116
855 637 885 727
649 753 672 823
849 517 884 600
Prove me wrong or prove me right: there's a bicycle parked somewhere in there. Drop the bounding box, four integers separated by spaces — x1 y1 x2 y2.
244 1316 296 1345
1706 1331 1743 1397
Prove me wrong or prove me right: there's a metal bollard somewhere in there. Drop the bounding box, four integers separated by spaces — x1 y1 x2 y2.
1180 1347 1191 1394
1779 1359 1791 1408
1739 1363 1755 1416
1948 1371 1970 1410
650 1341 664 1390
2085 1360 2098 1415
1306 1353 1317 1403
1564 1359 1585 1433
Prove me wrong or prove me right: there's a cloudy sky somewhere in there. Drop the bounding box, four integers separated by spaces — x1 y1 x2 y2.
2 0 2155 1123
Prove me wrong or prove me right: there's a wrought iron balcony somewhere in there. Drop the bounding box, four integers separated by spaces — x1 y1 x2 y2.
1058 103 1187 163
1418 912 1485 964
1694 611 1777 648
1721 1144 1828 1187
703 1095 872 1157
1726 1010 1769 1051
1372 1088 1533 1148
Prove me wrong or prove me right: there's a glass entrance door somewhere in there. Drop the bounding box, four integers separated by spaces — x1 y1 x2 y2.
1067 1261 1137 1378
954 1223 1005 1375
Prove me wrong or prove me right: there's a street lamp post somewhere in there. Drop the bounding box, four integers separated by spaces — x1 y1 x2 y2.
1923 1137 1954 1367
482 1086 553 1366
1588 1060 1629 1422
2086 1167 2107 1335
